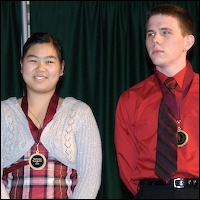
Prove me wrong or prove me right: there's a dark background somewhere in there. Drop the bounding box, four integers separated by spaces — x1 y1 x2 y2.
1 1 199 198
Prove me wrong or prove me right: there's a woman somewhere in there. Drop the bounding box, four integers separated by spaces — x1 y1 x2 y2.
1 32 102 199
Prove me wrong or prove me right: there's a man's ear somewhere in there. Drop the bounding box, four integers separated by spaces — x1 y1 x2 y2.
184 35 195 52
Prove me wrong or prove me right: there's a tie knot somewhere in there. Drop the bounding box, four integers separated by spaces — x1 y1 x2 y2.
164 77 178 90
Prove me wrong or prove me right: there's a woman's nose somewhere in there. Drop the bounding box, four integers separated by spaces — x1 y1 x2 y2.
36 61 46 71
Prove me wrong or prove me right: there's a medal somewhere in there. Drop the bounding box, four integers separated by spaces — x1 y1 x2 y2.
29 143 46 170
178 130 188 147
177 120 188 147
22 93 59 170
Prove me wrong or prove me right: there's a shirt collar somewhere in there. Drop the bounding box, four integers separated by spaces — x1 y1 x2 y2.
156 62 188 90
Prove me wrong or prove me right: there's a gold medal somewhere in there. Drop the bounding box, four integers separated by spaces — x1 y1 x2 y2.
29 144 46 170
177 120 188 147
178 130 188 147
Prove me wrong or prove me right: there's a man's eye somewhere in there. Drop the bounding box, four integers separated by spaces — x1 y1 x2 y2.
163 30 171 35
146 32 155 37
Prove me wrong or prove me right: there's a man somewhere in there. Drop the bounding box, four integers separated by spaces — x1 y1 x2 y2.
115 4 199 199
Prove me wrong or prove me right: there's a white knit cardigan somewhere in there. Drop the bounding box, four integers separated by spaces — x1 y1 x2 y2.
1 97 102 199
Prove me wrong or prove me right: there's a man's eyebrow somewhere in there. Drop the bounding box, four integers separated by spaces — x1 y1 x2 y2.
146 29 154 32
146 27 172 32
160 27 172 30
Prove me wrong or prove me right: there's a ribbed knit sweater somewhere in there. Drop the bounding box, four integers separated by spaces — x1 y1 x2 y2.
1 97 102 199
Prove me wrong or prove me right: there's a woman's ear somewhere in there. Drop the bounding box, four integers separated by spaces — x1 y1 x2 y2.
20 61 23 73
60 60 65 76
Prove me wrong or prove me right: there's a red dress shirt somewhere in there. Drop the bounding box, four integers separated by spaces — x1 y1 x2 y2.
114 60 199 195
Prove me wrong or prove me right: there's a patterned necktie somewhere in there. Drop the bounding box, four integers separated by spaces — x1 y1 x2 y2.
155 77 178 183
164 77 178 96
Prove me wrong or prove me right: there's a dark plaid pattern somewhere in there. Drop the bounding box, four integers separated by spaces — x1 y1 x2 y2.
3 92 77 198
3 144 77 199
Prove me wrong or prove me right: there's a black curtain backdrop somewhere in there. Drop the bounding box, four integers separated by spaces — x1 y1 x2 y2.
1 1 199 199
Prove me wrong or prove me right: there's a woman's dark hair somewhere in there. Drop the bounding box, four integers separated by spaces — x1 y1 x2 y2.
21 32 64 63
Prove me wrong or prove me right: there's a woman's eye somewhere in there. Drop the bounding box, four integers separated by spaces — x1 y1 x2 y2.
46 60 54 64
29 60 37 62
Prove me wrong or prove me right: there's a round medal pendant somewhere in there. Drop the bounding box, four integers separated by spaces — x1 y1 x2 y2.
29 152 46 170
178 130 188 147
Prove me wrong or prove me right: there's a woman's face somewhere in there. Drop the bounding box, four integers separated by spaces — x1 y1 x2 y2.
21 43 64 94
